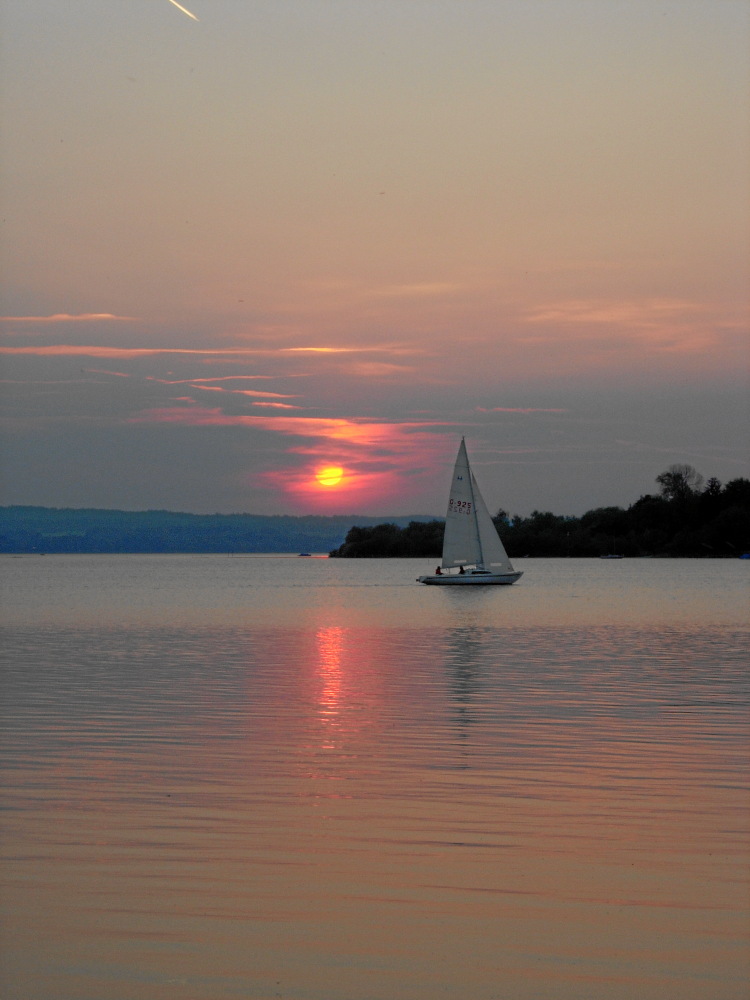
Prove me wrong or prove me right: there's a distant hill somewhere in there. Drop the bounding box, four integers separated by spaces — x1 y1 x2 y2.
0 506 438 554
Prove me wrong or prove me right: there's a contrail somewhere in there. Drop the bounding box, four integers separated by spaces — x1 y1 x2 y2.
166 0 199 20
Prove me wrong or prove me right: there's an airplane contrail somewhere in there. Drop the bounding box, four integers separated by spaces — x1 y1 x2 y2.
167 0 199 21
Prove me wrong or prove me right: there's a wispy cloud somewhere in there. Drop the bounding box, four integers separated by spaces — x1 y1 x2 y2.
127 405 442 460
191 384 295 400
0 313 138 324
282 346 364 354
0 345 279 358
518 297 729 363
281 345 415 355
252 402 303 409
476 407 568 414
126 408 447 439
0 345 419 368
155 376 278 383
525 297 702 327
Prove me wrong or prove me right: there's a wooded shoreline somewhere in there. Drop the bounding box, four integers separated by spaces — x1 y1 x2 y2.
331 470 750 559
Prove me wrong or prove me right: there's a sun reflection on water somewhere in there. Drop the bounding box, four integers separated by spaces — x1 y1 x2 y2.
315 625 345 743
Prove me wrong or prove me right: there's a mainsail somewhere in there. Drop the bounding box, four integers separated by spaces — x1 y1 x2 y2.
441 438 514 573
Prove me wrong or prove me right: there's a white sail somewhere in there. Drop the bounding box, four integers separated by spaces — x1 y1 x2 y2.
471 471 515 572
441 438 514 572
441 438 481 568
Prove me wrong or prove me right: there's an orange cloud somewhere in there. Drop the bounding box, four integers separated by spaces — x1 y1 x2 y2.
280 344 416 355
252 402 302 409
190 384 296 400
282 346 363 354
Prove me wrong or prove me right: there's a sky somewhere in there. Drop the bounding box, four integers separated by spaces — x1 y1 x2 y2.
1 0 748 517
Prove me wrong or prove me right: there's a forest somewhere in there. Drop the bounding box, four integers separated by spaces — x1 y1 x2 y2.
329 466 750 559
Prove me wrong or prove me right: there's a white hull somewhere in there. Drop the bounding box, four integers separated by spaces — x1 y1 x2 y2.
418 570 523 586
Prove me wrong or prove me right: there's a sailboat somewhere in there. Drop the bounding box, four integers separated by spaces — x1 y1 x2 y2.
417 438 523 586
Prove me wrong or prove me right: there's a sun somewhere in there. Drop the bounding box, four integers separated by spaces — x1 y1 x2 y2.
315 465 344 487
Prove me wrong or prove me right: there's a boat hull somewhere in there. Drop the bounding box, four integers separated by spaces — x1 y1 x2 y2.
417 571 523 586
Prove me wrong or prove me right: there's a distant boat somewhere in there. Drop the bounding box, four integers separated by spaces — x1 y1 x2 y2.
298 552 312 557
417 438 522 586
600 553 625 559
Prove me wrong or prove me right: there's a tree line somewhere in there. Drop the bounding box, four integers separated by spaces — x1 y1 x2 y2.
329 466 750 558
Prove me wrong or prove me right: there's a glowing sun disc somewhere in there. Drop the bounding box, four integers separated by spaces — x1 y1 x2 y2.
316 466 344 487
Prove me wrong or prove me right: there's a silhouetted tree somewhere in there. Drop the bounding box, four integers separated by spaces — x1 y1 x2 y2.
656 464 704 501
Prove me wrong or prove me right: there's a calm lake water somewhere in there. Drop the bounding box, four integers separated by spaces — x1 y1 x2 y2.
1 555 748 1000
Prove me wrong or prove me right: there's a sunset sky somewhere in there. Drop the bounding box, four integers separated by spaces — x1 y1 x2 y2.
1 0 748 517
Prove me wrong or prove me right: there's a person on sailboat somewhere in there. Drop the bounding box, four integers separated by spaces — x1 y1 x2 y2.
459 565 465 575
435 566 442 575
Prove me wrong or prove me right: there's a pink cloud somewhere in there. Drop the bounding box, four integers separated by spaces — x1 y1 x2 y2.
125 404 457 509
251 416 458 511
